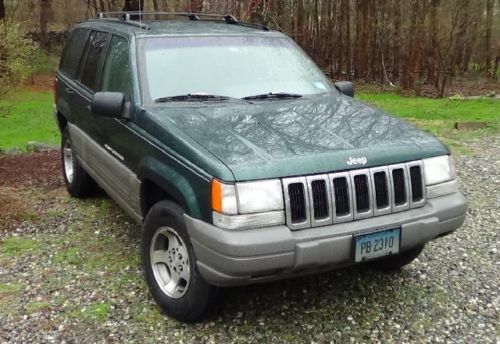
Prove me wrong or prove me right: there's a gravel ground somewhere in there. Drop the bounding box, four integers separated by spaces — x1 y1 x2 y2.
0 135 499 343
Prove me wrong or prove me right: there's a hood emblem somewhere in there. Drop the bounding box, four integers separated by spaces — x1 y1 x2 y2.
347 157 367 166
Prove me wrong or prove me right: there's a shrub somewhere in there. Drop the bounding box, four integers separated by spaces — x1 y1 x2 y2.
0 20 37 98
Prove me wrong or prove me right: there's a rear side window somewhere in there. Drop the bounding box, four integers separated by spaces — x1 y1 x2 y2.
59 29 89 78
101 36 132 98
81 31 109 91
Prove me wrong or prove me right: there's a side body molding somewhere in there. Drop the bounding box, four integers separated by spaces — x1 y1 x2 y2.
138 157 206 220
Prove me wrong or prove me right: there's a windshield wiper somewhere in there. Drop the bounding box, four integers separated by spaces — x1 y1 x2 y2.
242 92 303 101
154 94 236 103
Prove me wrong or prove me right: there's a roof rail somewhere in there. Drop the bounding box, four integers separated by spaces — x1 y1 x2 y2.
95 12 270 32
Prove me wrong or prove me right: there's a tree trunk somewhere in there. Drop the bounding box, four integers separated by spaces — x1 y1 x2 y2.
427 0 439 85
484 0 494 74
152 0 159 12
122 0 143 11
39 0 51 51
391 0 401 80
98 0 106 12
188 0 203 12
0 0 5 20
345 0 352 80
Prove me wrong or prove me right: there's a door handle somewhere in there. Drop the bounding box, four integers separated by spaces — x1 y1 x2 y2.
66 87 75 94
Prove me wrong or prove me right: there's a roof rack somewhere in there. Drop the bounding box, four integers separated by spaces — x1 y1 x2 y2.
94 12 270 32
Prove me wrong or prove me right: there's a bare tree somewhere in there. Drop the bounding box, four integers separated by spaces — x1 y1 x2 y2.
484 0 494 74
0 0 5 20
39 0 51 50
122 0 143 11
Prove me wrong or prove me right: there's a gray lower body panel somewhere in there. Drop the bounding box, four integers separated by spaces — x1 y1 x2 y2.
185 192 467 287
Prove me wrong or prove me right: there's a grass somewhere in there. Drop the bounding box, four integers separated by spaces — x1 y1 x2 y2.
0 90 58 151
358 92 499 154
0 237 40 255
0 88 498 152
357 92 500 123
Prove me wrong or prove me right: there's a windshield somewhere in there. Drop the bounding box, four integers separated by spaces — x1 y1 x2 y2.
139 36 334 102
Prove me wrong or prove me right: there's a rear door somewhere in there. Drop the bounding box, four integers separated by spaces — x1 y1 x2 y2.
72 30 109 139
56 28 90 124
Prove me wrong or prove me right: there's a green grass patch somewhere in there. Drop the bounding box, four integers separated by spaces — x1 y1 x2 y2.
72 302 111 322
0 282 23 295
357 92 500 123
26 300 51 314
357 92 499 153
0 90 59 151
0 237 40 255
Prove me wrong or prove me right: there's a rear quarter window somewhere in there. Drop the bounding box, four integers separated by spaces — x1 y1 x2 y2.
59 29 90 78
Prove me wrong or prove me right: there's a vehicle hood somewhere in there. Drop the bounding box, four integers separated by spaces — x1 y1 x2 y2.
147 95 448 181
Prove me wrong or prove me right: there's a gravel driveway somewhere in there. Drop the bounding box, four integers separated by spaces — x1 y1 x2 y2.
0 135 498 343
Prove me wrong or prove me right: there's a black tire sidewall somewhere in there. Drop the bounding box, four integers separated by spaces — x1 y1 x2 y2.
141 200 215 322
60 127 95 198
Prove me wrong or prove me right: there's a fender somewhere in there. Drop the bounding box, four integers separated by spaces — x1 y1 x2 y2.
138 157 207 221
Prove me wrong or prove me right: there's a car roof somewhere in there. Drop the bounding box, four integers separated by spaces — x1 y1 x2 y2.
75 18 285 39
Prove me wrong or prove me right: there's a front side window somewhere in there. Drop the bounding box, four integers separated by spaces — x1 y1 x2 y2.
101 35 132 98
139 36 333 102
81 31 108 91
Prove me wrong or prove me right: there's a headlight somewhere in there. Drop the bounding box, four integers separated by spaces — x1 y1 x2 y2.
423 155 456 185
211 179 285 229
236 180 283 213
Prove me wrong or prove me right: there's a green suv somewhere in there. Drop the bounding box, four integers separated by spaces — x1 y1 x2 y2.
55 12 467 322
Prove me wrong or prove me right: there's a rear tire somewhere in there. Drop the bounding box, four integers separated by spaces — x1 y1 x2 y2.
61 127 97 198
371 245 425 271
141 200 217 322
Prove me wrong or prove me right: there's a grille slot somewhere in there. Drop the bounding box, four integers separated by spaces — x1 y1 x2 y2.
392 168 407 205
354 174 370 212
288 183 307 223
333 177 350 217
373 171 389 209
410 166 423 202
311 180 329 219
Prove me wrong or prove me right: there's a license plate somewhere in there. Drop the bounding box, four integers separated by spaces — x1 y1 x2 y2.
354 228 400 262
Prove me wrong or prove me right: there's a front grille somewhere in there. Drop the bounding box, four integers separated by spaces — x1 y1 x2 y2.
283 160 426 230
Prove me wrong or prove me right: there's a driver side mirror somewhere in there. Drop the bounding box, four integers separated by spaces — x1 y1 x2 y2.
91 92 127 118
334 81 355 97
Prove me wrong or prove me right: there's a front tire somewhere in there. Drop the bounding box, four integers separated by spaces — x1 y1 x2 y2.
141 201 216 322
61 127 97 198
371 245 425 271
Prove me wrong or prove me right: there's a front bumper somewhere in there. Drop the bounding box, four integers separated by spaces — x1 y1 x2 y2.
185 192 467 287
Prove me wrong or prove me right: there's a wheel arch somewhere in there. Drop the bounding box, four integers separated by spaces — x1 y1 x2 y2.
138 158 206 220
55 110 68 133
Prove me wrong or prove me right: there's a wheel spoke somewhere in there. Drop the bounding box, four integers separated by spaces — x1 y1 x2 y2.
164 277 178 295
151 250 170 265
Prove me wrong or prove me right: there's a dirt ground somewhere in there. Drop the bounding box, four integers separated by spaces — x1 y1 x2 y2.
0 151 63 231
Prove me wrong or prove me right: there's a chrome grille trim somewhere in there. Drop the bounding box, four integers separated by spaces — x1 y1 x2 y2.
389 163 410 213
283 160 427 230
329 172 354 224
306 175 333 227
406 161 426 208
282 177 310 230
370 166 392 217
349 168 373 220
